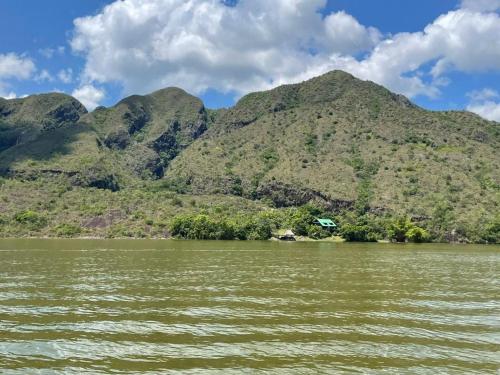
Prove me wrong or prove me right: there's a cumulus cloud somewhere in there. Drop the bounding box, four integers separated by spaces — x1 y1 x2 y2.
328 9 500 98
0 53 35 80
466 88 500 121
70 0 500 101
323 11 381 55
71 0 380 96
72 84 105 110
0 53 36 99
461 0 500 12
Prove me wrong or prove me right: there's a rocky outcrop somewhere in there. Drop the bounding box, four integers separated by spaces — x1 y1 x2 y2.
256 181 354 211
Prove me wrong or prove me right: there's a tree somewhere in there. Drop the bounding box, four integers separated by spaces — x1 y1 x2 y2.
387 216 430 243
388 217 412 242
481 215 500 244
340 223 378 242
406 227 430 243
289 208 315 236
245 217 273 240
307 225 330 239
170 213 272 240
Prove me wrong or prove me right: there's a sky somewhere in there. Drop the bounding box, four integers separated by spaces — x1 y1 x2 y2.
1 0 500 122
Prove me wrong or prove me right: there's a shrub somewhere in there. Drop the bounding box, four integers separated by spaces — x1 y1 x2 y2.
54 223 82 237
14 210 47 230
340 223 378 242
261 149 279 170
307 225 330 239
233 216 273 240
387 217 412 242
305 133 318 153
170 213 273 240
170 214 233 240
230 177 243 196
480 216 500 244
406 227 430 243
387 216 430 243
247 220 273 240
289 208 315 236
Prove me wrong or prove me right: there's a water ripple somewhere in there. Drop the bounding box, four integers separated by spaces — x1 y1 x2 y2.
0 241 498 374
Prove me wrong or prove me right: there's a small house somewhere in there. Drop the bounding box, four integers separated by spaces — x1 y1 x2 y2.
314 218 337 231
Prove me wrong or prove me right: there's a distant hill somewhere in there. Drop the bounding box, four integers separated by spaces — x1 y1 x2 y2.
0 71 498 242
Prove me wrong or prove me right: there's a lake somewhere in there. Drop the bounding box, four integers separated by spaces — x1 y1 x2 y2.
0 239 498 374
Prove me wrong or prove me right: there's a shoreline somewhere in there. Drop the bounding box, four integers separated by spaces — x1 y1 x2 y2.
0 236 493 245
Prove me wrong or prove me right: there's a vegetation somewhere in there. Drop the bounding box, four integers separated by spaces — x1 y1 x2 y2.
170 213 272 240
387 217 430 243
14 210 47 231
0 70 498 243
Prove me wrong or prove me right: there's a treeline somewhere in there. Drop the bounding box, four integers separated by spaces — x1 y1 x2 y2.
169 204 475 243
2 188 498 243
170 213 272 240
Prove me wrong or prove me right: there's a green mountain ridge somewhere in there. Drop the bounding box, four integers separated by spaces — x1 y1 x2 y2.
0 70 498 242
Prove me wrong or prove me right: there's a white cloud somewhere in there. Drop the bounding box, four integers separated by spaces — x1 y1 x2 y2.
466 88 500 121
72 84 105 111
35 69 54 83
467 101 500 122
467 88 498 102
0 89 17 99
70 0 500 101
461 0 500 12
39 48 55 59
323 11 381 55
71 0 380 96
39 46 66 59
58 68 73 84
0 53 35 80
328 9 500 98
0 53 36 99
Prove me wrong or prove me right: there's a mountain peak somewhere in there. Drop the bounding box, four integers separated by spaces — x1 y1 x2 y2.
0 92 87 128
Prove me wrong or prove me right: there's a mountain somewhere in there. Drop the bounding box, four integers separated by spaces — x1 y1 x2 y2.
167 71 499 216
0 71 498 241
0 93 87 152
85 87 208 178
0 87 208 189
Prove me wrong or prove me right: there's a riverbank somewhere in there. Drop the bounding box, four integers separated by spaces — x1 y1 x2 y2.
1 180 498 244
1 234 495 245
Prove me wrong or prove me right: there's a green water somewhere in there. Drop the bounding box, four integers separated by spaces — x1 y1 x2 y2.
0 239 498 374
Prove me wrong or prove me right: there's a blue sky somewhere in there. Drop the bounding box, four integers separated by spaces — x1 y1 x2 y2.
1 0 500 121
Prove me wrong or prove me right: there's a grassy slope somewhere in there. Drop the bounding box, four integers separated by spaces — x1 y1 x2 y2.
0 71 498 240
166 71 499 234
0 176 265 238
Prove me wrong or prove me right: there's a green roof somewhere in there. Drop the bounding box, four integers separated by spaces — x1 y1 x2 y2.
315 218 337 227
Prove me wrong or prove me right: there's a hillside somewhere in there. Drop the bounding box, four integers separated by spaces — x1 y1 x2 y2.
0 71 498 242
167 71 499 226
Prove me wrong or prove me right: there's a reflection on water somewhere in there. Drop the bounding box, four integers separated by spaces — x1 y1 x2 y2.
0 240 499 374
